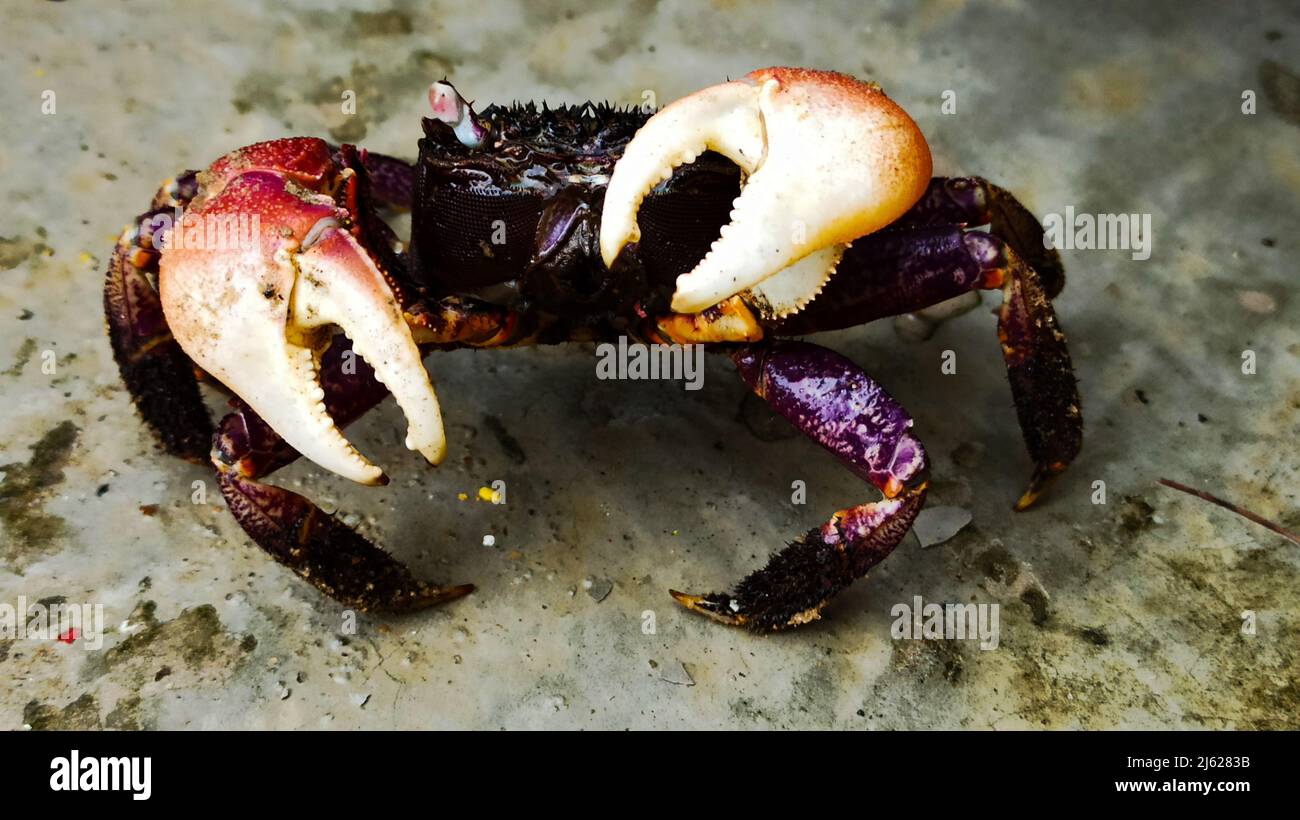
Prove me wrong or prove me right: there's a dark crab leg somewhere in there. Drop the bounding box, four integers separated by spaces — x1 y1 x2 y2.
771 220 1081 510
889 176 1080 506
211 291 519 613
672 341 928 631
996 249 1081 509
103 171 213 462
770 226 1002 329
212 336 474 613
356 150 415 210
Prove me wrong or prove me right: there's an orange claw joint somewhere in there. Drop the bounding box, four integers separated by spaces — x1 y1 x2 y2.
600 67 932 319
159 138 445 486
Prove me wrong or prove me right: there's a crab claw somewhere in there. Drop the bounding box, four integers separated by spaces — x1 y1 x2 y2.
159 139 444 485
601 67 932 316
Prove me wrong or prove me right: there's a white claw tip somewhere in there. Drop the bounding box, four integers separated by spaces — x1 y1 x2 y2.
406 434 447 466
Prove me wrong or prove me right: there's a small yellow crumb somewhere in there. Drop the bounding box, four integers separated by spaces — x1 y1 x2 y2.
671 529 679 536
456 492 469 501
477 486 501 503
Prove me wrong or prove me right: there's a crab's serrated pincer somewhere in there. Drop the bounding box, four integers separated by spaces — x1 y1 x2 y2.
291 225 447 467
742 243 844 320
602 67 932 316
159 141 445 486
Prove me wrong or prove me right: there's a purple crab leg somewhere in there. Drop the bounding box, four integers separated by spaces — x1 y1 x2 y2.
770 218 1082 510
896 176 1065 297
104 171 213 462
770 225 1007 331
360 152 415 210
671 340 928 631
213 337 474 613
211 291 519 613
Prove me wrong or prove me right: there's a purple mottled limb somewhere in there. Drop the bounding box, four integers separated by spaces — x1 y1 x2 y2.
732 343 927 492
213 337 473 613
770 226 1005 335
895 176 989 227
103 170 213 462
768 198 1082 509
896 176 1065 297
671 340 928 631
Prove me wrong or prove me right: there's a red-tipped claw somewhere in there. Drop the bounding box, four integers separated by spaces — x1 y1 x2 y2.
158 138 444 485
601 67 932 318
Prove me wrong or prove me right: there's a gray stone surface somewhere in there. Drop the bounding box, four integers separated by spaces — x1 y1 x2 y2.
1 0 1296 729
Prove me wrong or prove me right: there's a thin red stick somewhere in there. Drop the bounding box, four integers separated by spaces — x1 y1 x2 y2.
1158 478 1300 547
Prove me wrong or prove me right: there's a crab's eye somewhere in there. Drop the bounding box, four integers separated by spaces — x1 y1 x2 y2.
428 81 488 148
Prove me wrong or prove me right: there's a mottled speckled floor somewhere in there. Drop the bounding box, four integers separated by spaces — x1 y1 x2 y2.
1 0 1297 729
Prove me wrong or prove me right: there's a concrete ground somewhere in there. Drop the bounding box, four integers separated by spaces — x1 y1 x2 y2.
1 0 1296 729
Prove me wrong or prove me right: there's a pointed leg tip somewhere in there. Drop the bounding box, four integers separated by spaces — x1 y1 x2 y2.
427 582 475 605
669 589 748 627
668 588 700 607
1013 489 1041 512
385 582 475 614
450 582 476 596
1015 463 1066 511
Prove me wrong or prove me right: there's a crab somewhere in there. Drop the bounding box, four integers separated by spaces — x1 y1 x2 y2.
104 67 1081 631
